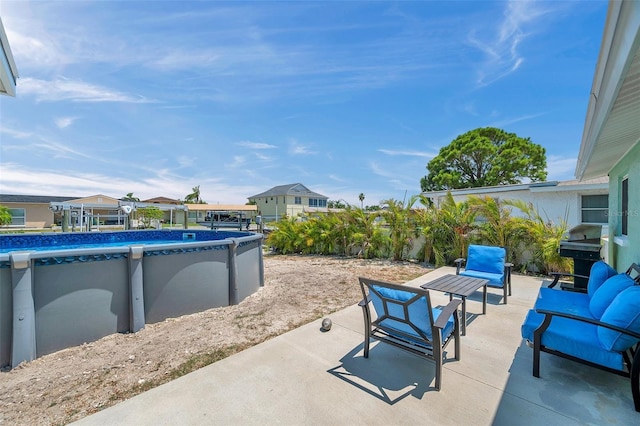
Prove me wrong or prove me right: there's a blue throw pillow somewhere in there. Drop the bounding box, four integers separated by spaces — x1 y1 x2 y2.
587 261 618 297
589 274 635 319
598 286 640 352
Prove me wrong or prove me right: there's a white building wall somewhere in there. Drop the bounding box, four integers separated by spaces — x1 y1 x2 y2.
430 183 608 230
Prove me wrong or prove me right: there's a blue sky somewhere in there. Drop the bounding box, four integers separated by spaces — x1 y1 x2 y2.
0 1 607 206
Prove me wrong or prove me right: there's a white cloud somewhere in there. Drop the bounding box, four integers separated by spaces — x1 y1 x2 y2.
546 155 577 181
378 149 435 159
176 156 195 168
289 139 317 155
237 141 277 149
254 152 272 161
54 116 77 129
20 77 154 103
0 126 32 139
488 112 546 128
227 155 246 168
469 0 552 87
0 163 257 204
4 27 68 69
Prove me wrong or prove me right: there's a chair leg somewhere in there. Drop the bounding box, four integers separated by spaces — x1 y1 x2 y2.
434 347 442 391
503 285 508 304
533 314 552 378
533 342 541 378
454 314 461 361
361 304 371 358
631 348 640 411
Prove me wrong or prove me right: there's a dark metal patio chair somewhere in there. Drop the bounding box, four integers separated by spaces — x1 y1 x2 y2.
358 277 462 390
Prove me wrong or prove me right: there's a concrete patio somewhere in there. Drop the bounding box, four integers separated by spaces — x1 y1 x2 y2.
74 267 638 425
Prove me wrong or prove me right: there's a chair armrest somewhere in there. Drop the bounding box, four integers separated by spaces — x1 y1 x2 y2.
358 295 371 307
548 272 589 289
454 258 465 274
535 308 640 340
434 299 462 329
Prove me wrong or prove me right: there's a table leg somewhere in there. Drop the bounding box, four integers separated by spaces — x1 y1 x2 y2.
483 284 487 315
461 296 467 336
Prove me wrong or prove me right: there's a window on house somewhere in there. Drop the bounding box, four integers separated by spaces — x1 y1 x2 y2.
8 208 25 226
308 198 327 207
581 194 608 224
622 177 628 236
294 197 301 205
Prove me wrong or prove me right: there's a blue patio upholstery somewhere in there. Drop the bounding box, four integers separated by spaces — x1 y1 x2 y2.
598 286 640 352
370 285 455 342
521 262 640 412
522 309 626 370
587 260 619 295
455 244 512 303
589 273 635 318
358 277 462 391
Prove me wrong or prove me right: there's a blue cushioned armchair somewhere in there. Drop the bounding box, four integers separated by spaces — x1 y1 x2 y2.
521 263 640 411
455 245 513 304
358 277 462 391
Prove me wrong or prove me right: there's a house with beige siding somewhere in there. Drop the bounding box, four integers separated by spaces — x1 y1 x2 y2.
248 183 329 221
0 194 75 228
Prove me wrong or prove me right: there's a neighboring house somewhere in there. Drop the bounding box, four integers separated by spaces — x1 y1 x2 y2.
0 17 19 97
0 194 76 228
421 177 609 232
142 196 182 205
575 1 640 272
248 183 329 221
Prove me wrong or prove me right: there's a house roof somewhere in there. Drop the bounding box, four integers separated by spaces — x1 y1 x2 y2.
421 177 608 198
576 1 640 180
0 194 77 204
248 183 328 200
0 17 19 97
142 197 182 205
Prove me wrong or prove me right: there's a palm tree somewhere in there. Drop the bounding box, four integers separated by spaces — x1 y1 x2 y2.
429 192 477 266
184 185 204 204
380 198 415 261
358 193 365 209
122 193 140 202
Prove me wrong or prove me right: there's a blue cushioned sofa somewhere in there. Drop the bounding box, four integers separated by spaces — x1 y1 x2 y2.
521 262 640 411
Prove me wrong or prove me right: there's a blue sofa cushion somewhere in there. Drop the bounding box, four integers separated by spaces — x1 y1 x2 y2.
460 270 504 288
462 245 506 287
587 261 619 297
589 274 635 319
521 309 625 371
598 286 640 352
465 245 505 275
534 287 591 318
370 285 455 342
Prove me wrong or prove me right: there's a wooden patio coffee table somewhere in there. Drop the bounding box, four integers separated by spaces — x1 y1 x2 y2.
420 274 488 335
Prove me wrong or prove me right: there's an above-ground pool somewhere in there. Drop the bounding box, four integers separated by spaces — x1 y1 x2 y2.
0 230 264 368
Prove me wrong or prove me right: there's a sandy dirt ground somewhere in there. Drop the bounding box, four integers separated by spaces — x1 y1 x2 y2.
0 254 432 425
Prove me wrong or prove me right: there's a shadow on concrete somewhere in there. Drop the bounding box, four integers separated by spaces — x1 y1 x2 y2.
327 341 458 405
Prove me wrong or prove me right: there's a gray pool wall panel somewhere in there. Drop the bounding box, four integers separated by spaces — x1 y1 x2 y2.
0 231 263 368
